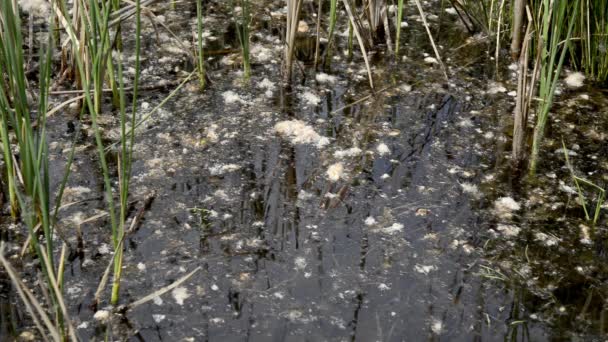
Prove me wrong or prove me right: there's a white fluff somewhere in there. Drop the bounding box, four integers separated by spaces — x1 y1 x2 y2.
496 224 521 237
209 163 241 176
414 264 437 274
364 216 377 226
222 91 242 104
376 143 391 156
258 78 276 91
93 310 111 323
274 120 329 148
172 287 190 305
294 257 307 270
424 57 438 64
301 91 321 106
250 44 273 63
431 318 443 334
383 223 404 234
565 72 585 88
487 82 507 94
326 163 344 182
316 73 338 84
460 183 480 197
334 147 362 158
18 0 50 16
153 314 166 323
493 197 521 219
534 232 560 246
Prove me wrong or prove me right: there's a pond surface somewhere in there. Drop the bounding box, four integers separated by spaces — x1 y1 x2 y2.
2 1 608 341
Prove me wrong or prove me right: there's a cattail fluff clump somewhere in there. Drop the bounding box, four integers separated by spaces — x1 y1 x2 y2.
18 0 50 17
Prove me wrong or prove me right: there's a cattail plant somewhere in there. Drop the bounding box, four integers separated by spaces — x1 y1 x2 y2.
0 1 77 339
529 0 580 173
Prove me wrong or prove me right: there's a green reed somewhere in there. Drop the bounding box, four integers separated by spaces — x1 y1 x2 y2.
196 0 206 90
233 0 251 80
529 0 580 174
395 0 404 54
0 1 76 338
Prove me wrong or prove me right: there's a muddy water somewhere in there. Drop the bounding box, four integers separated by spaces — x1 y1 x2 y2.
2 1 608 341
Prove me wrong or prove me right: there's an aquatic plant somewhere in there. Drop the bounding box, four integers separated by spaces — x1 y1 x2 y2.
233 0 251 80
562 141 606 225
577 0 608 82
196 0 206 90
0 1 76 338
395 0 404 54
529 0 580 173
323 0 338 66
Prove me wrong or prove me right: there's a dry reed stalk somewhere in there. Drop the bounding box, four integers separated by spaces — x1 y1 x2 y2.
284 0 303 82
342 0 375 89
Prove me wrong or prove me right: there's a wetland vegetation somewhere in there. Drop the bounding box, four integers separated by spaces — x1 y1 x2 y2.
1 0 608 340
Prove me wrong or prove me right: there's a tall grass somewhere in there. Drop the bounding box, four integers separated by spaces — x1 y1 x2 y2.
529 0 580 173
1 5 143 337
0 0 74 338
578 0 608 82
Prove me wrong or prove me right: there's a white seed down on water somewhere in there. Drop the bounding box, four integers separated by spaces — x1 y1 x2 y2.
172 287 190 305
274 120 329 148
326 162 344 182
93 310 111 323
376 143 391 156
18 0 50 16
334 147 362 158
496 224 521 237
493 197 521 219
565 72 585 88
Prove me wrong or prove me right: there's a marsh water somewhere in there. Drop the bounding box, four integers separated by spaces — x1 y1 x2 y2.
2 1 608 341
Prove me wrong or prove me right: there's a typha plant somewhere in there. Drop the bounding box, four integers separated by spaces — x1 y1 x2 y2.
529 0 580 173
0 1 77 339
